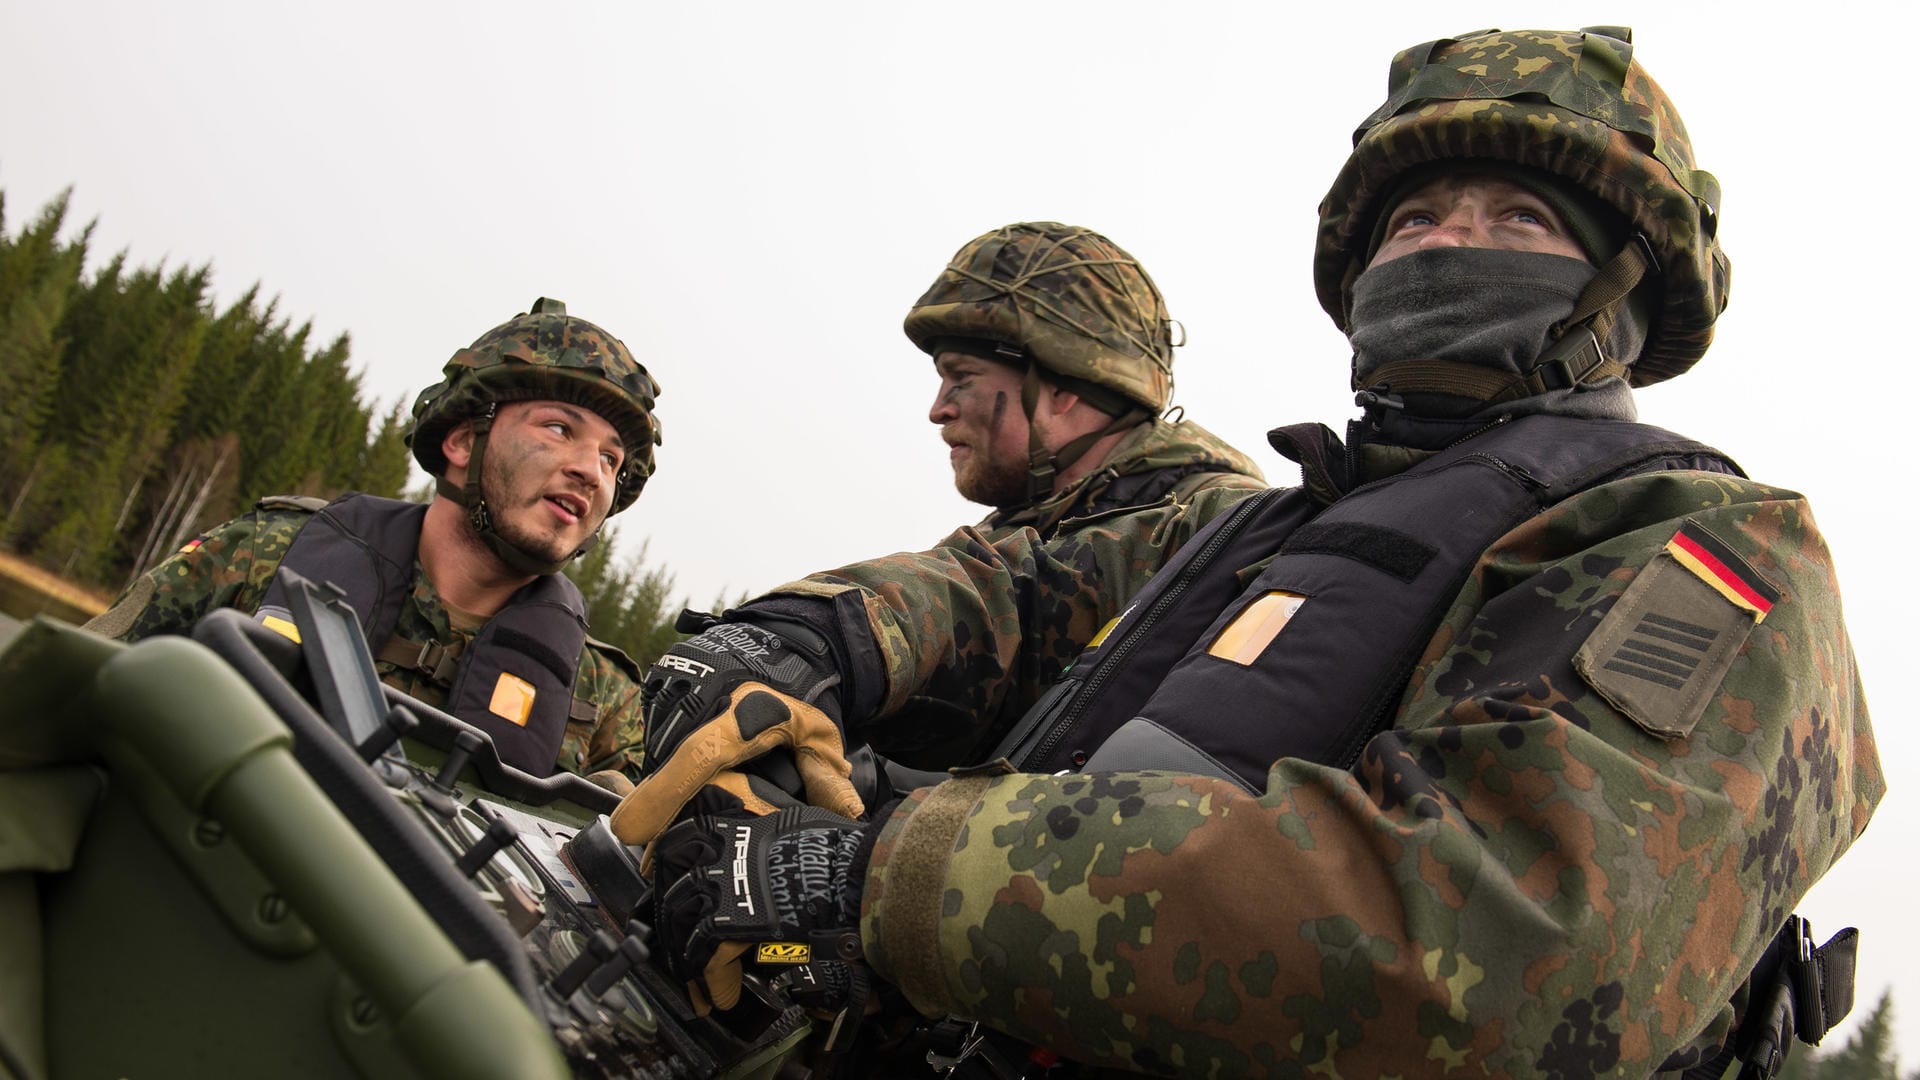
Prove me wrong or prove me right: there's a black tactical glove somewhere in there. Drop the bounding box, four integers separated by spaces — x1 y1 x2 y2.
653 805 875 1012
612 615 865 845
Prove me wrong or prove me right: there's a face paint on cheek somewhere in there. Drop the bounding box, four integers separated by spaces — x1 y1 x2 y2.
987 390 1008 436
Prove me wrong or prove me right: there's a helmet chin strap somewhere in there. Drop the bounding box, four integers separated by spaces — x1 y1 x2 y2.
437 406 589 578
1357 237 1656 409
1018 363 1147 506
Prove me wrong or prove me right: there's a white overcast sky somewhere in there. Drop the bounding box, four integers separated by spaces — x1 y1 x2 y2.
6 0 1915 1065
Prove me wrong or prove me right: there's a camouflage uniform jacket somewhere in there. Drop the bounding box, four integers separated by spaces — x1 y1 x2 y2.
977 416 1266 543
767 432 1883 1077
91 505 648 778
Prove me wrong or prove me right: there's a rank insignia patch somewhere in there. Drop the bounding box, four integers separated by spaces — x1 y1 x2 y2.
1574 521 1783 739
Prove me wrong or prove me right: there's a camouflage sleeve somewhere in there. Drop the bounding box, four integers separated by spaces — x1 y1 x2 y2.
1166 466 1269 504
760 485 1252 749
859 472 1885 1077
88 511 300 642
561 640 647 778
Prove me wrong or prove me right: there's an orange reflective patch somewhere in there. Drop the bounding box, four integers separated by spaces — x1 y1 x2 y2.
489 673 537 726
1208 591 1307 665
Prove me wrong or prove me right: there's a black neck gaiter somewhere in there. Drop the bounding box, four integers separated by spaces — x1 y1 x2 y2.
1347 248 1636 435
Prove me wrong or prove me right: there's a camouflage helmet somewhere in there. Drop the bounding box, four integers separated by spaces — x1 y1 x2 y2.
904 222 1176 411
407 298 661 514
1315 27 1730 385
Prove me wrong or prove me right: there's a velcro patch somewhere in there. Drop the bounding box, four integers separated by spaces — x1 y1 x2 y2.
1574 521 1779 739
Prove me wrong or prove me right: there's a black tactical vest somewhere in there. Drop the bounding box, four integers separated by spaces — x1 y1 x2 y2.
994 415 1741 788
255 493 592 774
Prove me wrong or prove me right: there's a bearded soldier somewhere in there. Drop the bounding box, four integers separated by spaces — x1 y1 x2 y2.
89 298 663 783
916 222 1263 542
622 28 1881 1077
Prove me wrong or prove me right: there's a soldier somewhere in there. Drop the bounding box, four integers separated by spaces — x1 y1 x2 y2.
88 298 663 784
914 222 1263 542
624 27 1883 1077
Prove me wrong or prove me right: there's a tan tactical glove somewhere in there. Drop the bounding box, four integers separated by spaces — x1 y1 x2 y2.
610 680 864 845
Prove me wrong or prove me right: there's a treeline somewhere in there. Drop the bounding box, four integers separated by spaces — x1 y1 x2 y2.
0 188 410 587
0 187 691 666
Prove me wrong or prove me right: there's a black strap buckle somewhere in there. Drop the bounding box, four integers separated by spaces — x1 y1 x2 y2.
924 1019 1027 1079
1732 916 1860 1080
924 1019 986 1076
1533 325 1607 391
411 639 459 684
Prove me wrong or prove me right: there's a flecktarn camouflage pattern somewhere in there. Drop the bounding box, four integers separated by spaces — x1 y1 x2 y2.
407 297 662 512
845 470 1880 1076
87 505 649 776
1315 27 1729 385
772 483 1255 765
977 415 1265 543
904 223 1178 412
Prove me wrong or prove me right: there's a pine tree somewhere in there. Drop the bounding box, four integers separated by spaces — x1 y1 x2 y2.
232 316 317 500
295 331 371 493
351 399 414 499
22 257 210 579
0 193 89 535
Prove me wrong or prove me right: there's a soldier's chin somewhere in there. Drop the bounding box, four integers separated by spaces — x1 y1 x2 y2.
954 468 1023 508
497 524 573 566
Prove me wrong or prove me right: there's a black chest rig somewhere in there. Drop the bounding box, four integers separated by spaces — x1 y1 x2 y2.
255 493 593 774
993 415 1741 788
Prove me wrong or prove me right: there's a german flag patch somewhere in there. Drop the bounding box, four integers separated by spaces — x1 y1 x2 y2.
1665 521 1780 621
1574 520 1783 739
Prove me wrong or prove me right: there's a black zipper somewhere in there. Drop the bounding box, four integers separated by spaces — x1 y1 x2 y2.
1016 486 1289 771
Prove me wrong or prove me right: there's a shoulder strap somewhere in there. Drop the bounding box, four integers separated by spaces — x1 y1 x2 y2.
254 494 330 514
259 492 424 651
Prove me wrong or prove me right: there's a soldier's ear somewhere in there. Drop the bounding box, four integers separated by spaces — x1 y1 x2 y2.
1045 385 1083 419
441 420 475 474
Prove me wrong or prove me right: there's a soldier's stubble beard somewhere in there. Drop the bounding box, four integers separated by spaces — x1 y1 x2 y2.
473 445 604 571
952 390 1030 509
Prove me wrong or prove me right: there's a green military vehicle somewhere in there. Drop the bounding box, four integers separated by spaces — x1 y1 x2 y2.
0 572 822 1079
